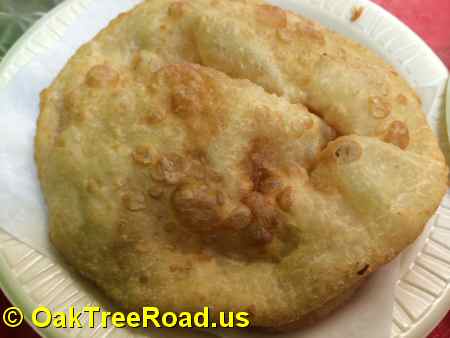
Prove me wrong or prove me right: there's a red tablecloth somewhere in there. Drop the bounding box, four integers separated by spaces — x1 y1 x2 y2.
0 0 449 337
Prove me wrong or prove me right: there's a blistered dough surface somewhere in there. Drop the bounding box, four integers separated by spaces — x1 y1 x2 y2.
36 0 448 329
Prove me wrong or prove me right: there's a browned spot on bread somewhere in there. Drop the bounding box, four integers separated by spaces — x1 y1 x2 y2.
350 6 364 22
276 187 294 212
246 138 279 190
151 153 190 184
236 137 302 248
122 192 146 211
62 89 88 128
161 64 225 150
168 1 186 17
277 21 325 46
133 51 165 79
295 21 326 45
244 192 284 236
163 222 177 234
64 99 88 124
253 226 274 245
396 94 408 105
172 182 222 232
170 261 193 273
276 28 293 43
142 109 167 125
132 145 157 166
246 140 284 194
147 180 164 199
55 138 65 148
86 64 119 88
135 241 152 254
138 275 149 284
334 140 362 164
86 179 100 194
390 69 399 77
216 190 226 206
168 64 210 119
223 205 252 230
194 249 214 262
243 191 267 211
368 96 391 119
256 4 287 29
382 121 410 150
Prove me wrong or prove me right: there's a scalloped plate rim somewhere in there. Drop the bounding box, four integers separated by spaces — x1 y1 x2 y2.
0 1 449 338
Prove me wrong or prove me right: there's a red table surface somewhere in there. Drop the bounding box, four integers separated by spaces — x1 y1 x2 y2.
0 0 449 337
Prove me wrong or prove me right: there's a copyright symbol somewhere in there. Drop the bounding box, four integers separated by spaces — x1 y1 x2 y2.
3 307 24 328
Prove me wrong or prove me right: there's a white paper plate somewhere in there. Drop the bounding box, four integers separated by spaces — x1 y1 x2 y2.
0 0 449 337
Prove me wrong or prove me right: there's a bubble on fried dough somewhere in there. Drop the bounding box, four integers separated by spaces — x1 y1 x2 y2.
147 180 164 199
334 141 362 164
369 96 391 119
151 154 190 184
86 64 119 88
172 183 221 232
382 121 410 150
132 145 157 166
276 187 294 212
122 192 146 211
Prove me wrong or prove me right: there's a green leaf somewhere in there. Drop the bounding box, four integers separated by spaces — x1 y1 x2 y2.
0 0 62 60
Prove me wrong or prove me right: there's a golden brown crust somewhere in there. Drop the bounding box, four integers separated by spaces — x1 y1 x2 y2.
35 0 448 330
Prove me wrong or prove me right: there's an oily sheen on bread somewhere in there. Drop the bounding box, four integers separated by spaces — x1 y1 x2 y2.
35 0 448 330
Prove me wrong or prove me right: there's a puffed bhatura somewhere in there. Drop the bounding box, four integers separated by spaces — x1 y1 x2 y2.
35 0 448 330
